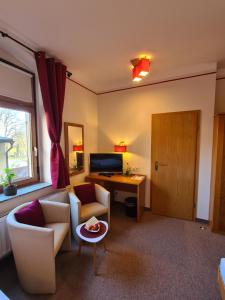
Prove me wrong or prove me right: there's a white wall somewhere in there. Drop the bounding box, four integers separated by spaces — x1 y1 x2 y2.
98 73 216 220
62 80 98 186
215 78 225 113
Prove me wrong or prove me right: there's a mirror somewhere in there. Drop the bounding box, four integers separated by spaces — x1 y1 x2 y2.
64 122 84 176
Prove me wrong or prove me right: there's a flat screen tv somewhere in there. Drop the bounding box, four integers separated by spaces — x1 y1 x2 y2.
89 153 123 174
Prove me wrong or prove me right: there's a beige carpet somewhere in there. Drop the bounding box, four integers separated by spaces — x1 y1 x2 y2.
0 203 224 300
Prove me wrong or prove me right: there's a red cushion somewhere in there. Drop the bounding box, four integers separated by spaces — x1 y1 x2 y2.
14 200 45 227
74 183 97 205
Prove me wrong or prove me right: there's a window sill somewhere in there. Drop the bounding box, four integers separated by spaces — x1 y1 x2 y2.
0 182 52 203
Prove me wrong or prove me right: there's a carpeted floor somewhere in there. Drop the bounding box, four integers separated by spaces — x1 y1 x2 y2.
0 203 224 300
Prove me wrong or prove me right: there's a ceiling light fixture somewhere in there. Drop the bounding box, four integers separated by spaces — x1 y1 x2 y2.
132 66 142 82
138 58 150 77
131 56 151 82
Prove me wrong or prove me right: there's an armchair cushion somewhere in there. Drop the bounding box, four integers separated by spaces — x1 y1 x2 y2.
15 200 45 227
74 183 96 205
80 202 108 222
45 223 69 256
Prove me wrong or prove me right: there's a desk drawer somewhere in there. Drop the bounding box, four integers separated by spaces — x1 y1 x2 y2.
85 177 137 193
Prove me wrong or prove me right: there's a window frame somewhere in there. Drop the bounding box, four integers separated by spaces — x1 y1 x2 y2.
0 58 39 191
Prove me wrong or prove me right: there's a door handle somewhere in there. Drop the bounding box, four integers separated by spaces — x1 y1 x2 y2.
155 161 168 171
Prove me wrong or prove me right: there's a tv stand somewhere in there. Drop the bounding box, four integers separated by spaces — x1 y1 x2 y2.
99 172 114 177
85 174 146 221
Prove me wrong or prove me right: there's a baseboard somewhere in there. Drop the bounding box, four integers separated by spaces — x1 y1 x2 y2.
141 212 209 223
195 218 209 224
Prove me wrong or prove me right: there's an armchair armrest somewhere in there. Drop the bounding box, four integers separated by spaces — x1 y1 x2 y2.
7 214 53 236
9 224 54 249
40 201 70 224
7 211 54 257
95 184 110 208
68 192 81 236
7 212 55 293
68 191 81 205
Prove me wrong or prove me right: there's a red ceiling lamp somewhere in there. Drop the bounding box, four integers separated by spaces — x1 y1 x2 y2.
114 141 127 153
138 58 150 77
73 145 83 152
132 64 142 82
131 56 151 82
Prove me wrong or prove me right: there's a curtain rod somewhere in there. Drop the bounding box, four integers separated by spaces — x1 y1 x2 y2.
0 30 72 78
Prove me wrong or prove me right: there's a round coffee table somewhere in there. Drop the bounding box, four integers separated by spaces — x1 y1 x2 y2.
76 221 108 275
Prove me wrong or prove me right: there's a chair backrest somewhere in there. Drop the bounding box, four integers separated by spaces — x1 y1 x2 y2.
73 182 96 194
39 190 69 203
7 192 69 229
7 202 31 228
73 182 91 187
73 182 99 199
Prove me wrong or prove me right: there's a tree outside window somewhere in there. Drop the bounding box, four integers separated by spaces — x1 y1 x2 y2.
0 107 32 182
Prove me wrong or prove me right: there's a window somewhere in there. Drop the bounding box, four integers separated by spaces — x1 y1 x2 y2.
0 97 38 187
0 59 39 189
0 107 31 178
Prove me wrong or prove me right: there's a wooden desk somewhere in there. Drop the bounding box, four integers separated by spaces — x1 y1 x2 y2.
85 174 146 221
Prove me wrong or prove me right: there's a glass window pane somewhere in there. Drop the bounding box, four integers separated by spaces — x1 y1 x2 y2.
0 107 32 182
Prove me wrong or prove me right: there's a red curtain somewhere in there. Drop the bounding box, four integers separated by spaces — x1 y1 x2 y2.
35 51 69 188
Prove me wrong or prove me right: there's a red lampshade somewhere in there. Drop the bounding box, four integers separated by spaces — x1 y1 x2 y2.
137 58 150 77
73 145 83 151
131 57 150 81
114 145 127 152
132 66 142 82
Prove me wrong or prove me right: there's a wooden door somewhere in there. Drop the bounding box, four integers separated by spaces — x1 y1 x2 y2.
151 111 199 220
210 114 225 233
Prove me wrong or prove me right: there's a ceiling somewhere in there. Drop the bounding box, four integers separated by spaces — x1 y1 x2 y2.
1 0 225 93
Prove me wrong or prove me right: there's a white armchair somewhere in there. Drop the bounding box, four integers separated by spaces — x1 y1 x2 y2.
7 200 71 294
69 183 110 239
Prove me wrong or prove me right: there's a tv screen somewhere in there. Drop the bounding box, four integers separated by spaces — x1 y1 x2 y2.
90 153 123 173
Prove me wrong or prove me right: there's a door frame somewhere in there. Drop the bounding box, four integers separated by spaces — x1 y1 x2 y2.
150 110 200 221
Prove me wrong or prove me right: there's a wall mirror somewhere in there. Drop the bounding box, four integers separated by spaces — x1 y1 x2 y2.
64 122 84 176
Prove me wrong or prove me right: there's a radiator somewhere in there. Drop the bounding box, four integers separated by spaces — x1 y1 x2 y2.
0 216 11 259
